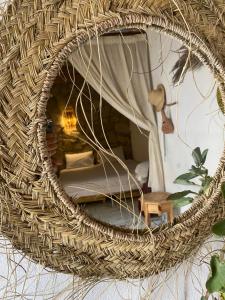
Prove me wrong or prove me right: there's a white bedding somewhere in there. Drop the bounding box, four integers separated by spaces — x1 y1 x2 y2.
59 159 140 198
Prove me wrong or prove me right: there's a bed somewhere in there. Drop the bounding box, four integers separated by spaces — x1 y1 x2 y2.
59 159 141 203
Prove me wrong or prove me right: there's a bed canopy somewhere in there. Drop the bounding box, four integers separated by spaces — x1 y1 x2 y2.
69 33 165 191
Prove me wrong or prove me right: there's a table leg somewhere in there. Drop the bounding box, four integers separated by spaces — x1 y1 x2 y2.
144 206 150 226
166 206 174 223
140 195 144 211
169 206 174 223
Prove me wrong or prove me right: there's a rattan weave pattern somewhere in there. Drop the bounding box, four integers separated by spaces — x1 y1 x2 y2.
0 0 225 279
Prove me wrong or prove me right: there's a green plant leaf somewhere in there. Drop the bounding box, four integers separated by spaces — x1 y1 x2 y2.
200 297 207 300
206 256 225 293
199 176 213 195
190 165 208 176
201 149 208 165
175 172 198 182
212 219 225 236
174 174 197 185
192 147 202 167
202 176 213 192
174 179 197 185
173 197 193 207
167 190 195 200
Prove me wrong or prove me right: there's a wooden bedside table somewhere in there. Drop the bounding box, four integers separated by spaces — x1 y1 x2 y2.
139 192 173 225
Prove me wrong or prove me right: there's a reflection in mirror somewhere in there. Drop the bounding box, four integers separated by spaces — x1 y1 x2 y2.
46 28 224 230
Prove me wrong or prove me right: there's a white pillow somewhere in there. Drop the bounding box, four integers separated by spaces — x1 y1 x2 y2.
135 161 149 184
65 151 94 169
97 146 125 163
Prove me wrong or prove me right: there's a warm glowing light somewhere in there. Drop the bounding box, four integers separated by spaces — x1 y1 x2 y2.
61 106 77 135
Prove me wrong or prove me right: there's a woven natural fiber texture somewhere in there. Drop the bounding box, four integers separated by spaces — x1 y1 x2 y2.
0 0 225 279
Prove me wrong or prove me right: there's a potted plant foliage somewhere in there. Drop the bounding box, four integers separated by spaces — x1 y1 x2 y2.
168 147 213 207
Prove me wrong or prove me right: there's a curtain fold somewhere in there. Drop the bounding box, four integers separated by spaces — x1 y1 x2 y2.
68 34 165 191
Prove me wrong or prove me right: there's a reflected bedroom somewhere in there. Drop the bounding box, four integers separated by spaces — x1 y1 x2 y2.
45 29 224 230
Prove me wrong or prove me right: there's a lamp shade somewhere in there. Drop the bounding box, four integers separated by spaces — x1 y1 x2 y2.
61 106 77 135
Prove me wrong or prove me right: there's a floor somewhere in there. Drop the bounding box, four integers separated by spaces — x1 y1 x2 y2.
81 198 166 230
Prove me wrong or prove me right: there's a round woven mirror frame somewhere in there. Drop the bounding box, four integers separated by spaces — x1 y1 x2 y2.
0 1 225 279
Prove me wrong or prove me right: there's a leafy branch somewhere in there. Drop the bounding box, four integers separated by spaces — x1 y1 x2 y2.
168 147 213 207
202 183 225 300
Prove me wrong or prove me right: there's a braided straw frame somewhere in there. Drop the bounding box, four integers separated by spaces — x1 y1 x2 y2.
0 0 225 279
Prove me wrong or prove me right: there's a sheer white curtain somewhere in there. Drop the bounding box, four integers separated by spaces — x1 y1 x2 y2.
68 34 165 191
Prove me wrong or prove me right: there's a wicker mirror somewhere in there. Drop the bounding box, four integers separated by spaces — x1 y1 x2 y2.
1 0 225 279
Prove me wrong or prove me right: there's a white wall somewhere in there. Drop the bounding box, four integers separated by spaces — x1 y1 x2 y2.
148 29 225 193
0 239 215 300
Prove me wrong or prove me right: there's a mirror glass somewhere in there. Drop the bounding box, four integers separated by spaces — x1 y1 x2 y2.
46 28 224 230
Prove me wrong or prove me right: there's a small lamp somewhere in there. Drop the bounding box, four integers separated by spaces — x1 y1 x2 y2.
61 106 77 135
